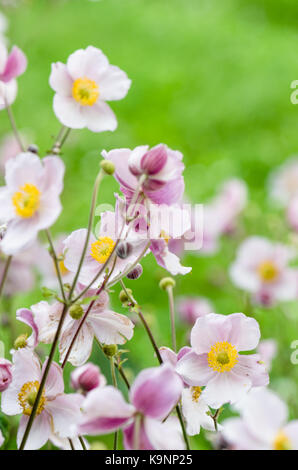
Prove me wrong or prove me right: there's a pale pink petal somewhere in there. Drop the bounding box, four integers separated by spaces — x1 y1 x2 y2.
43 361 64 398
202 371 252 408
89 310 134 345
46 393 83 438
233 354 269 387
283 421 298 450
222 417 268 450
181 388 215 435
190 314 232 354
49 62 72 96
17 412 51 450
82 101 117 132
176 351 215 386
1 46 27 82
53 94 85 129
144 416 185 450
66 46 109 82
226 313 260 351
0 80 17 109
98 64 131 101
59 322 94 367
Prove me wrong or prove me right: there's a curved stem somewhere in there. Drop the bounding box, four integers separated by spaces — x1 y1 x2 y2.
167 285 176 352
68 438 75 450
78 436 87 450
5 102 25 151
0 255 12 298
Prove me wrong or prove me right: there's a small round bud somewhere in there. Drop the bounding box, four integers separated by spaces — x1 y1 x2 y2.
119 288 132 303
27 144 39 154
116 241 132 259
100 160 115 175
127 263 143 280
102 344 118 357
69 304 84 320
159 277 176 290
14 334 28 350
71 363 105 393
0 224 7 241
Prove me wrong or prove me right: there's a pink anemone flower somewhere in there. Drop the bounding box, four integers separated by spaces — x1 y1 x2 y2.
78 364 184 450
0 43 27 110
229 236 297 306
222 387 298 450
102 144 185 205
177 296 214 325
1 349 83 450
0 152 64 255
0 357 12 392
32 287 134 366
49 46 131 132
176 313 269 408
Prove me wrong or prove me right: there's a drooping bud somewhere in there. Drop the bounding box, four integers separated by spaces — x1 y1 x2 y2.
100 160 115 175
116 241 132 259
69 304 84 320
71 363 106 393
14 334 28 350
126 264 143 280
119 288 132 304
0 358 12 392
102 344 118 357
159 277 176 290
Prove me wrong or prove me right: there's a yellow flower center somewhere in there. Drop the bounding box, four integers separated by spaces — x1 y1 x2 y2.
257 260 279 283
18 381 46 416
72 77 99 106
273 430 292 450
90 237 115 264
12 183 40 218
208 341 238 373
191 386 202 402
160 230 171 244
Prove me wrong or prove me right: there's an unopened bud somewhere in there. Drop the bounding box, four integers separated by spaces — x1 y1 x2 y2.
71 363 105 393
14 334 28 350
116 241 132 259
100 160 115 175
69 304 84 320
126 264 143 280
27 144 39 154
119 288 132 304
159 277 176 290
102 344 118 357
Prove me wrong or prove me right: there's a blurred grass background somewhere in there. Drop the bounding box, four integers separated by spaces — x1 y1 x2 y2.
1 0 298 450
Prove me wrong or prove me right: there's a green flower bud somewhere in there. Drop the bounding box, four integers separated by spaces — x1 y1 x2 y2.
69 304 85 320
100 160 115 175
14 334 28 350
102 344 118 357
119 288 132 304
159 277 176 290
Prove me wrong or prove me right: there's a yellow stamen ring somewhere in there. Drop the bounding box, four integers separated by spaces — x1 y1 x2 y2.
208 341 238 373
90 237 115 264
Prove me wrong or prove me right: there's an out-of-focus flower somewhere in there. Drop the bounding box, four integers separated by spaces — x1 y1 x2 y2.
0 153 64 255
287 195 298 232
160 346 215 436
0 357 12 391
176 313 268 408
33 287 134 366
222 387 298 450
0 428 4 448
0 134 22 175
0 12 8 38
49 46 131 132
229 237 297 306
71 363 106 393
50 434 89 450
257 339 277 372
269 157 298 207
14 306 39 351
78 364 184 450
0 240 44 296
0 43 27 110
1 349 83 450
177 296 214 324
63 198 146 287
103 144 185 205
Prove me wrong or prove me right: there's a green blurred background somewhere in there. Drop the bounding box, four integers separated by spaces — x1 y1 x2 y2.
1 0 298 450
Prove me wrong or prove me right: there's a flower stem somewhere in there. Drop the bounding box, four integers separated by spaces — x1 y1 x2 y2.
45 229 67 303
133 414 142 450
119 279 190 450
0 255 12 298
110 357 118 450
78 436 87 450
51 125 71 154
167 285 176 352
5 102 25 151
19 303 69 450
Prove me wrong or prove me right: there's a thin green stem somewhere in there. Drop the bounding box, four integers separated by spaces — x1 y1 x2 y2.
19 303 69 450
45 229 67 303
110 357 118 450
5 102 25 151
167 286 176 352
68 438 75 450
176 404 190 450
0 255 12 298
